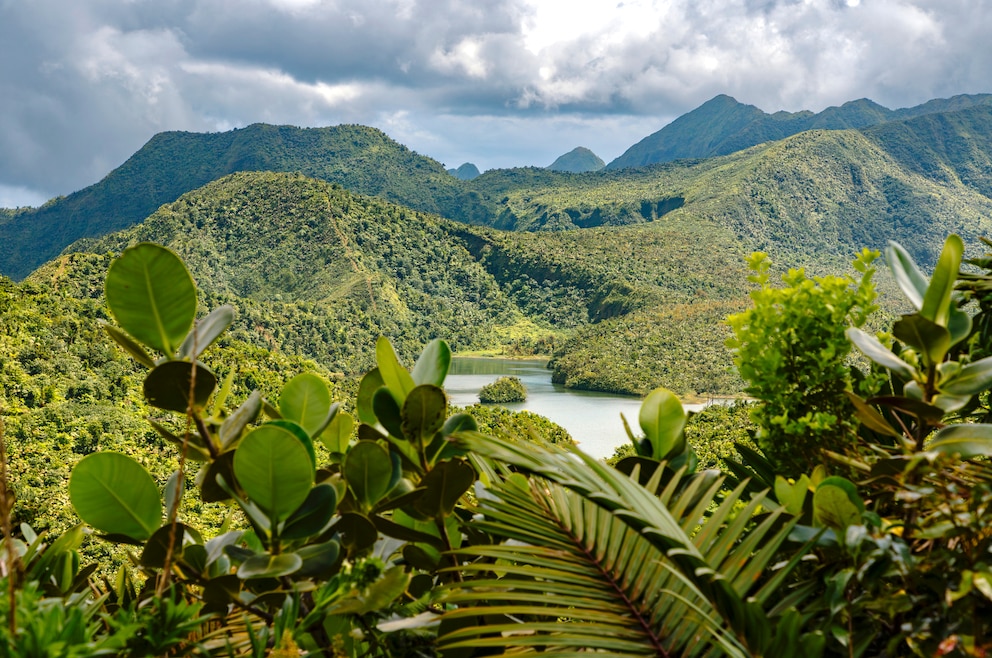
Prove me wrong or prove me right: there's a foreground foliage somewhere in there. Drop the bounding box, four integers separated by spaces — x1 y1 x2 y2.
9 234 992 657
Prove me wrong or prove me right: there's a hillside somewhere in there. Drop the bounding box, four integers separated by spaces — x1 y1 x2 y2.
607 93 992 169
548 147 605 173
0 124 463 280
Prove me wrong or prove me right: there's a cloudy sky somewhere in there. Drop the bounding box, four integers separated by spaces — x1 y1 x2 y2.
1 0 988 207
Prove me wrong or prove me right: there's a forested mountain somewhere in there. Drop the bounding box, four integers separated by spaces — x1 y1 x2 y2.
548 147 605 172
6 94 992 282
606 92 992 169
0 124 462 280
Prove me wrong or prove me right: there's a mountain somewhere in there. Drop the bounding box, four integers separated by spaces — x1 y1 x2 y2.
448 162 481 180
0 123 463 280
607 93 992 170
548 147 605 173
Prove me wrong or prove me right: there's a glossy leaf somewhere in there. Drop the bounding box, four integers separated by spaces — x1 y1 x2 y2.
237 552 302 579
940 356 992 396
921 234 963 327
234 425 314 523
411 338 451 387
280 484 338 540
279 373 332 437
105 242 197 355
415 459 476 518
344 440 396 509
638 387 687 460
948 305 973 347
927 424 992 459
320 410 355 454
69 452 162 540
143 361 217 413
356 367 385 427
295 541 341 578
266 419 317 469
141 524 195 568
886 241 927 310
846 328 917 381
401 384 447 447
892 314 950 366
178 304 235 359
101 322 156 369
376 336 415 403
372 387 404 438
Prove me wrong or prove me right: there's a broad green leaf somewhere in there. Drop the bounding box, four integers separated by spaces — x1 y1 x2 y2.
415 459 476 518
892 314 950 367
948 305 973 347
356 367 385 427
638 387 687 460
411 339 451 387
280 484 338 540
70 453 162 540
178 304 235 359
237 552 302 579
812 477 864 532
105 242 197 355
344 441 396 509
846 328 917 381
376 336 415 403
333 512 379 554
279 373 331 437
295 541 341 578
921 234 963 327
320 411 355 454
401 385 447 448
266 419 317 468
143 361 217 413
774 475 810 516
101 322 156 368
940 356 992 396
927 423 992 459
140 524 195 568
885 241 927 310
197 451 235 503
372 387 404 438
234 425 314 523
932 392 972 413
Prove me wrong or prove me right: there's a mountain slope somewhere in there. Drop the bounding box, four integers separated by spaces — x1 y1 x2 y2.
607 93 992 170
548 147 605 173
0 124 463 280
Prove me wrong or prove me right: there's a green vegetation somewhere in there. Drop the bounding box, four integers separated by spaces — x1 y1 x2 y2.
477 376 527 403
547 146 604 173
11 236 992 655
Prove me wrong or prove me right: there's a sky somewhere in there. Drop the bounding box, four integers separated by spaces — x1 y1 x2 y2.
1 0 989 208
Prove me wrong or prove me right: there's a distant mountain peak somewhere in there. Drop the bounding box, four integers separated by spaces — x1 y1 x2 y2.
547 147 605 173
448 162 481 180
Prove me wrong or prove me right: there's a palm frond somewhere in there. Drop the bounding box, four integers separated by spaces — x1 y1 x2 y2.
439 433 808 656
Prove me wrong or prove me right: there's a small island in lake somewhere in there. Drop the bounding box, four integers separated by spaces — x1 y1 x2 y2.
479 376 528 403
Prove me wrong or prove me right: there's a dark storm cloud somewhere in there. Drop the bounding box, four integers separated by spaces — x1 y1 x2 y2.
2 0 992 206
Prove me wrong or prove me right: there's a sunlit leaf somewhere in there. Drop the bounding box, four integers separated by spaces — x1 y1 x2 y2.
70 453 162 540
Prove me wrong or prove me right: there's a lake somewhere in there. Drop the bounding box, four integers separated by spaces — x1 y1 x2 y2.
445 357 706 459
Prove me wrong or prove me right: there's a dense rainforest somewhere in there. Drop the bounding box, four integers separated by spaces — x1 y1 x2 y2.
9 92 992 654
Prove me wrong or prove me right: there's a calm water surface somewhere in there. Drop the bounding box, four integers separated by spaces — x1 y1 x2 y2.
445 357 704 459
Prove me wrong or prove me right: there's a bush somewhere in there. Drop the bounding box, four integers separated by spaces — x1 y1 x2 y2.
478 375 527 403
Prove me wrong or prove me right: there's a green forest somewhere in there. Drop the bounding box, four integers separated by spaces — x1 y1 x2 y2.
10 95 992 655
7 231 992 656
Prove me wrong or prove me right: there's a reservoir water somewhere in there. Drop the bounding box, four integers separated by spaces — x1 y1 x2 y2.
445 357 705 459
